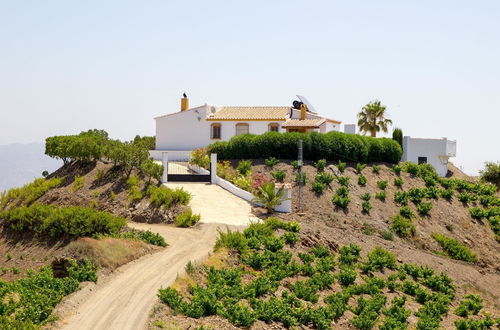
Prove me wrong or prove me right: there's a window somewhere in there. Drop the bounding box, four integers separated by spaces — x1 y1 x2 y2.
268 123 279 132
418 156 427 164
235 123 249 135
211 123 221 139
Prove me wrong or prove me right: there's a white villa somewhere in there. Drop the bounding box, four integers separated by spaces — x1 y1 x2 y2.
152 94 457 178
154 95 341 153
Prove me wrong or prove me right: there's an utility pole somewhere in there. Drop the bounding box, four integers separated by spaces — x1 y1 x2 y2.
297 139 303 212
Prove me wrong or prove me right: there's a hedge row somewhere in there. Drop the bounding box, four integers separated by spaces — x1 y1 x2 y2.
208 131 402 163
0 203 126 238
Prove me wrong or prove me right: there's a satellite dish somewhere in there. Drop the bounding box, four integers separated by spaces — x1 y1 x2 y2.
296 95 318 113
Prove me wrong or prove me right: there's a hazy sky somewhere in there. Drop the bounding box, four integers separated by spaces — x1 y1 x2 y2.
0 1 498 175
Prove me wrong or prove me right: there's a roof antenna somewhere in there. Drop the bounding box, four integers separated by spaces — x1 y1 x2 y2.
183 92 187 98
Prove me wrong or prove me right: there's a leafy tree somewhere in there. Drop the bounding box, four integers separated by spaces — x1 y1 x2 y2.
141 159 164 184
392 127 403 148
479 161 500 187
357 100 393 137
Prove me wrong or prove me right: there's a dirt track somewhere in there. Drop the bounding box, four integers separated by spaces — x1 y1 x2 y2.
54 222 243 330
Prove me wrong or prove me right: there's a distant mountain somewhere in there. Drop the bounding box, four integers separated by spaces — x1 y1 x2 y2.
0 143 61 192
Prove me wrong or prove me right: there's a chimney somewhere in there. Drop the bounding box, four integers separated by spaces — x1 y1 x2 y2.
181 93 189 111
300 103 307 120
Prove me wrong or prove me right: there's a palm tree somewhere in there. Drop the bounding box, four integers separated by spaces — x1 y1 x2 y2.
252 182 289 213
357 100 392 137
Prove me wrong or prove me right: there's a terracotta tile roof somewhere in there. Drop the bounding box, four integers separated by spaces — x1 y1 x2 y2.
206 106 290 121
282 118 326 128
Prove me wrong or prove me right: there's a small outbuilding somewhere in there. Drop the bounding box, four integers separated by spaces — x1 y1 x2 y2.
401 136 457 177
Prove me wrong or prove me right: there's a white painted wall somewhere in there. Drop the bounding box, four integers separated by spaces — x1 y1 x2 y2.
155 104 288 151
344 124 356 134
155 105 341 152
401 136 457 177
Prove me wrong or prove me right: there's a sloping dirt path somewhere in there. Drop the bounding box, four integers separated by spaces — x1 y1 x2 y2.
165 182 259 225
55 222 244 330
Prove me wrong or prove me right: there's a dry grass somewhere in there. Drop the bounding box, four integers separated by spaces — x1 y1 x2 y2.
66 237 158 270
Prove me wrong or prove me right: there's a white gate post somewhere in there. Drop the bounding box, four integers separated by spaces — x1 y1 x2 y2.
162 152 168 183
210 153 217 184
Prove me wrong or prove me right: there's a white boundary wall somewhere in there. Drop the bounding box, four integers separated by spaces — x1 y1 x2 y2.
150 150 191 161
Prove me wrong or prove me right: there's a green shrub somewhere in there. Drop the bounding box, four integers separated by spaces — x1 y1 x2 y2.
352 294 387 329
127 174 143 202
291 280 319 303
358 175 367 186
391 215 416 238
336 160 347 173
0 259 97 327
404 162 419 175
455 316 495 330
469 207 487 220
479 161 500 187
337 176 350 186
336 186 349 197
488 215 500 237
394 191 409 205
375 191 387 202
315 172 334 185
339 243 362 265
454 294 483 317
338 267 357 286
392 164 402 175
215 229 248 254
314 159 327 172
377 180 388 190
189 147 210 169
372 165 381 174
381 230 394 241
440 188 454 200
264 157 279 168
175 210 201 227
380 296 411 330
399 206 414 219
361 201 372 214
312 181 326 194
458 192 476 204
0 203 126 238
271 170 286 182
146 185 191 209
291 160 300 170
72 175 84 191
0 177 62 210
426 186 440 199
360 193 371 201
432 233 477 262
408 187 427 204
333 195 350 209
282 232 299 245
394 177 403 187
417 202 433 215
98 229 168 247
361 246 397 272
356 163 367 174
237 160 252 176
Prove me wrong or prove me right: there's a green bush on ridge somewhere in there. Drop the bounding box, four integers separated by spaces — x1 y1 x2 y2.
0 203 126 238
